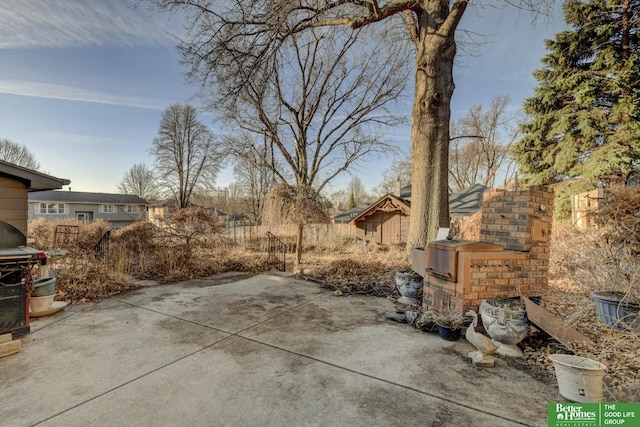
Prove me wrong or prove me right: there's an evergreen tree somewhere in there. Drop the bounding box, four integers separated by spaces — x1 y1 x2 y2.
348 193 356 210
513 0 640 183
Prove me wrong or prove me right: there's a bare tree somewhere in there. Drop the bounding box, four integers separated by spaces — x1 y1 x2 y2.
347 176 370 206
232 137 278 224
449 95 518 191
153 0 549 253
328 188 350 211
374 157 412 197
150 104 223 209
0 138 40 170
117 163 161 201
156 8 408 194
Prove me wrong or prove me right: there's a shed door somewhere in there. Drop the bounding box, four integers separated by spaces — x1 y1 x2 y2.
381 212 399 245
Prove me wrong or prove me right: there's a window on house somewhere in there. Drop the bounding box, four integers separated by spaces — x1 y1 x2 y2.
100 204 116 213
365 221 373 236
123 205 140 213
39 203 66 214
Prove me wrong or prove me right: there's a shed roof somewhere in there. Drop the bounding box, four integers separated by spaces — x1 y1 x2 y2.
0 159 70 191
349 194 410 223
28 190 148 205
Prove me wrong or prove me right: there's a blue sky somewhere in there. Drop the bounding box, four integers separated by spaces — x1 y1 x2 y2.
0 0 566 195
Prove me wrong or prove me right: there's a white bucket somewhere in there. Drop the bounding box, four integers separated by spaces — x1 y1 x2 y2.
30 294 55 313
549 354 607 403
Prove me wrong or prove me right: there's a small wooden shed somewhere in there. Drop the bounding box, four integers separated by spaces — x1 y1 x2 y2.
349 194 410 245
349 184 489 246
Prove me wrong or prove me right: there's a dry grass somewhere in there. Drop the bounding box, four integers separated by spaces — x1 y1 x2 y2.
529 220 640 401
298 246 409 297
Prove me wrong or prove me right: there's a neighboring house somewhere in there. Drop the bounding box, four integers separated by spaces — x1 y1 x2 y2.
332 205 369 224
349 183 489 245
0 160 70 242
28 190 148 228
448 183 491 221
204 207 226 218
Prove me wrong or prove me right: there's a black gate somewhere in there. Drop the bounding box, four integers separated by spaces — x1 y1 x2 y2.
266 232 286 272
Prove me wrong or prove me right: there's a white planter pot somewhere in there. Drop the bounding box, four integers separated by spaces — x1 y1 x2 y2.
549 354 607 403
30 294 55 312
480 298 529 357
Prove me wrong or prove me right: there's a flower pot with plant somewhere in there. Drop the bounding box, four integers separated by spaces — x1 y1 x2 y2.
435 307 466 341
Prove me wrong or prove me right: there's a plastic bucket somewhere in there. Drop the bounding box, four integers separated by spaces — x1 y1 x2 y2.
31 277 56 297
30 294 55 312
549 354 607 402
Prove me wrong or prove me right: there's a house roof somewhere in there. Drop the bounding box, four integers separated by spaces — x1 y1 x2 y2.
350 183 489 223
333 205 369 224
0 159 70 191
449 184 490 213
28 190 148 205
148 200 206 208
204 207 226 216
349 194 411 223
399 184 412 199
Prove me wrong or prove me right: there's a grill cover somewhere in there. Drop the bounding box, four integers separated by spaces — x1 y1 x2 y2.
426 239 503 282
0 220 26 249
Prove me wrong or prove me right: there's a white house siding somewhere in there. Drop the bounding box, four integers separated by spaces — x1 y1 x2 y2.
28 202 147 226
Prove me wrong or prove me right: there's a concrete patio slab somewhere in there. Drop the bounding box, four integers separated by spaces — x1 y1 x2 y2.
0 273 557 426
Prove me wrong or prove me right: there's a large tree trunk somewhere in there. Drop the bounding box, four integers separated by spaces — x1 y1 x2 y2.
405 5 456 253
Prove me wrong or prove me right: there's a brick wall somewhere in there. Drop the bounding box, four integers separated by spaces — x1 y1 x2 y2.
422 186 554 313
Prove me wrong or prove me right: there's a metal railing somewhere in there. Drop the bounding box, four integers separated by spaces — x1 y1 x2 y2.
266 231 286 272
94 230 111 259
53 224 79 250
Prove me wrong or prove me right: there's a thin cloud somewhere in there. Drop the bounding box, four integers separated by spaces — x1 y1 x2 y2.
0 0 179 49
0 79 167 110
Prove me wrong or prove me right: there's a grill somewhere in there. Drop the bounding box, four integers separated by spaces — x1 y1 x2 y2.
424 239 503 282
0 220 46 279
0 220 47 337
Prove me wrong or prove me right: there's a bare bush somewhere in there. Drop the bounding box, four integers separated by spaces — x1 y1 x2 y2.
298 245 409 297
454 212 482 241
28 218 54 250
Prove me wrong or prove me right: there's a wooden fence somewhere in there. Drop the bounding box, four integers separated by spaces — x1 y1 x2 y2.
224 223 357 252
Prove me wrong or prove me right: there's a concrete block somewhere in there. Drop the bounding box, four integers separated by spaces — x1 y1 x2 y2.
0 333 13 344
0 338 21 358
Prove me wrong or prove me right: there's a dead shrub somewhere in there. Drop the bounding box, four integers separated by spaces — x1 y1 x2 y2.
54 254 139 303
455 212 481 240
28 218 54 249
545 210 640 401
299 246 410 296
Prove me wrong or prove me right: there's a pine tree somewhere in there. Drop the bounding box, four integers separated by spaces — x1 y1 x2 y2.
513 0 640 183
348 193 356 210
